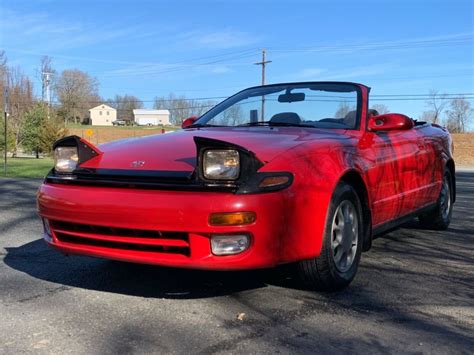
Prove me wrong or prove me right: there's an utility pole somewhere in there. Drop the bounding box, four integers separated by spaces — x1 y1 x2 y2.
254 49 272 121
3 88 8 176
42 71 53 118
254 49 272 85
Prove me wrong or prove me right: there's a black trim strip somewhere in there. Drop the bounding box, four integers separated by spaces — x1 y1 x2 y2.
45 169 293 194
74 168 193 180
372 203 437 236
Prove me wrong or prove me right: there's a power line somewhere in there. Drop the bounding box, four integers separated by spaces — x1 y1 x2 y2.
10 92 474 106
268 36 473 53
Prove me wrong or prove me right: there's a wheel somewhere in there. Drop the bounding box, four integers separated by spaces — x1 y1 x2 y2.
297 183 363 291
418 169 453 230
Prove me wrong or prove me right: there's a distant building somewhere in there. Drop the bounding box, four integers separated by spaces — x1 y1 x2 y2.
133 109 170 126
89 104 117 126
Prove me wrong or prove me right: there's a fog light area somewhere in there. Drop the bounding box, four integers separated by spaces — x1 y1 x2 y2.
211 234 250 255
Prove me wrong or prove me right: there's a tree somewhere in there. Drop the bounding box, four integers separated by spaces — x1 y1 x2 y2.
7 66 34 157
0 50 7 112
22 102 68 156
22 103 48 157
107 94 143 122
39 115 68 154
153 94 215 124
334 102 354 118
420 111 436 123
221 104 243 125
0 51 13 155
370 104 389 115
425 90 447 124
445 98 472 133
55 69 99 124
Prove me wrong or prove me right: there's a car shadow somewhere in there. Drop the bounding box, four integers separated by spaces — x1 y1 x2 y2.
3 239 301 299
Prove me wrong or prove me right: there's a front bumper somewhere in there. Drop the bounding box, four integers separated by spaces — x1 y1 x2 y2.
37 183 289 270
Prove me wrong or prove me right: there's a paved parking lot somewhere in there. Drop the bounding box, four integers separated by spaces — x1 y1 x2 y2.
0 173 473 354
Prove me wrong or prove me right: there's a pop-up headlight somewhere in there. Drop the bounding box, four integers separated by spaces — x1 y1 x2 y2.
203 149 240 180
54 146 79 173
52 135 101 174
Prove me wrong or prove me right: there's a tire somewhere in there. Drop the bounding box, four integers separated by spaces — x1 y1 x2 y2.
297 182 363 291
418 169 453 230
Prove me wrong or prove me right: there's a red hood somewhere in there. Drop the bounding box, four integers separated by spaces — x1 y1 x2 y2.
80 127 348 171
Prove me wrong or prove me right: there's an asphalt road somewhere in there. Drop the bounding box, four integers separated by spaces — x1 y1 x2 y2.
0 173 473 354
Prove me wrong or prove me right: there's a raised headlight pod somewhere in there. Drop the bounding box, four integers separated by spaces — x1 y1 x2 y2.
51 135 102 174
203 149 240 180
54 146 79 173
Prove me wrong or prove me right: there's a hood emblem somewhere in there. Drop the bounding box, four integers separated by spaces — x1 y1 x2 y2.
130 160 145 168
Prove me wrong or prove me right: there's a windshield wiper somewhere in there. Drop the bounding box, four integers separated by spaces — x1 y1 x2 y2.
237 121 315 128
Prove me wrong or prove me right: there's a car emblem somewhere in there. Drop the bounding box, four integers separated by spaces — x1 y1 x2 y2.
130 160 145 168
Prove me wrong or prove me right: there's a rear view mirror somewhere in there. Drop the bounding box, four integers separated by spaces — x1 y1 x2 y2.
278 92 305 103
182 116 198 129
368 113 414 132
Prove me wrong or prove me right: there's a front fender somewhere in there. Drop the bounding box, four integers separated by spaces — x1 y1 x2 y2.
260 143 361 262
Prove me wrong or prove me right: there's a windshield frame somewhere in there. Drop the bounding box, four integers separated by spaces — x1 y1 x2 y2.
193 81 364 130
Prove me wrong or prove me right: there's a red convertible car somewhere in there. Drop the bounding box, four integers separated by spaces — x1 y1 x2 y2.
37 82 455 290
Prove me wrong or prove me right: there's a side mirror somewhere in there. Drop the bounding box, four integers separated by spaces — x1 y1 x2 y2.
368 113 414 132
181 116 198 129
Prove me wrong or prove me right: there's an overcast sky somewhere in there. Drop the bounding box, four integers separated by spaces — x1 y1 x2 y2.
1 0 473 119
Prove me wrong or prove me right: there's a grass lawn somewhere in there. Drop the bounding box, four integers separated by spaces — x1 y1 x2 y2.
1 157 54 178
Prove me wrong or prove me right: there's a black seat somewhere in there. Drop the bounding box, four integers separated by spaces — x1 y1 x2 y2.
270 112 302 125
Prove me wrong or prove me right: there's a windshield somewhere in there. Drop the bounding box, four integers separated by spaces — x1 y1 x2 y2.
195 83 361 129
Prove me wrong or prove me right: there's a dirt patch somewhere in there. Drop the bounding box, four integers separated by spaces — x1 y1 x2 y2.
452 133 474 167
69 127 167 145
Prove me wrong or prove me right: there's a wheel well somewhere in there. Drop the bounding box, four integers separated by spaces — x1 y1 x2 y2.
340 171 372 251
446 159 456 203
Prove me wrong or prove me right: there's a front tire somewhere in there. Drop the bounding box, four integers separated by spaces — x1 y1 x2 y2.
418 169 453 230
297 183 363 291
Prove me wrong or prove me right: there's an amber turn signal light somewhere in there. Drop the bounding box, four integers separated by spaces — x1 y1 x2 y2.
209 212 256 226
258 175 290 188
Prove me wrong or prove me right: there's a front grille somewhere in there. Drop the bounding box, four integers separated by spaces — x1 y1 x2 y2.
49 220 190 256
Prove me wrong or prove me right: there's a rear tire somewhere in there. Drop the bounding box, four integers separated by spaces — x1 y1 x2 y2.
418 169 453 230
297 183 363 291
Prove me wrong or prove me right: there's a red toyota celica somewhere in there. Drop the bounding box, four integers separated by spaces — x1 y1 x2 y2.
37 82 455 291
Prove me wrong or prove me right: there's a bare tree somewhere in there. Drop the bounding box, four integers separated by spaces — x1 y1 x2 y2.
7 67 34 156
334 102 354 118
55 69 99 124
0 51 11 154
370 104 389 115
0 51 7 112
222 104 243 125
106 94 143 122
420 111 436 123
425 90 447 124
153 94 215 124
445 98 472 133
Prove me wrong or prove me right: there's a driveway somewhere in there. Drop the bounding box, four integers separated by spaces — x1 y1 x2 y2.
0 173 473 354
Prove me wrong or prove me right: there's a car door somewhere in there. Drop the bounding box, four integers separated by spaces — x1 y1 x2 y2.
384 128 431 216
359 128 426 227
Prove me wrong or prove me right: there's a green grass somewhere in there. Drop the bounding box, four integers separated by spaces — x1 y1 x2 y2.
1 157 54 178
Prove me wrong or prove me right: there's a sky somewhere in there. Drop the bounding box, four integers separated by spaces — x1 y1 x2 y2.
0 0 473 121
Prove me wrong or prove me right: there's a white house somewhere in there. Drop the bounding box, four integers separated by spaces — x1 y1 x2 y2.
133 109 170 126
89 104 117 126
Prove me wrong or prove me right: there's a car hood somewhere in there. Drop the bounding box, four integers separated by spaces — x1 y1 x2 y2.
80 127 348 171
